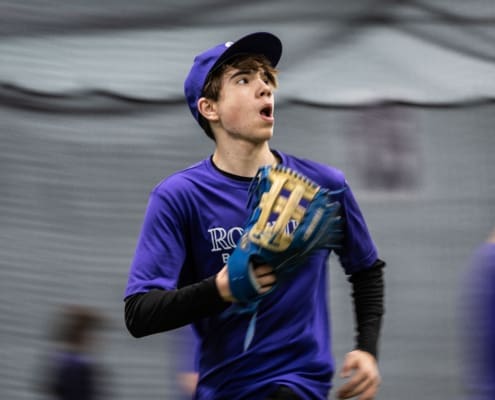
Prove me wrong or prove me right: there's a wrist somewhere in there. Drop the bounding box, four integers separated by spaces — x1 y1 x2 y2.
352 348 378 363
215 266 235 302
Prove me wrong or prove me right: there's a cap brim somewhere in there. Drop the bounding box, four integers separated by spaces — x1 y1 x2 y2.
211 32 282 73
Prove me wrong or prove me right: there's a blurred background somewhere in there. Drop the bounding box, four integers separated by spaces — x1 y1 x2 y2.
1 0 494 399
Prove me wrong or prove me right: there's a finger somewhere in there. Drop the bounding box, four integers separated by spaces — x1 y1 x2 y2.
337 373 361 396
254 265 276 287
357 379 379 400
340 370 380 400
336 370 368 399
257 273 276 288
256 270 275 280
339 353 360 378
258 285 274 294
253 264 274 275
337 373 372 399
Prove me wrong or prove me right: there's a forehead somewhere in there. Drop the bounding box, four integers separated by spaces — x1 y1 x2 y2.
222 65 268 78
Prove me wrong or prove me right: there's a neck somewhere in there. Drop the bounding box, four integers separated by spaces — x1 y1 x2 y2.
212 142 277 177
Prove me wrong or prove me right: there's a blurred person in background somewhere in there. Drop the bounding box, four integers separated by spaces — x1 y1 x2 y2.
41 305 108 400
346 104 421 192
124 32 385 399
461 226 495 400
171 324 198 399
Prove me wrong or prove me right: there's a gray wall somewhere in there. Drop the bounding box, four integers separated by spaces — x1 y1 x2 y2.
1 102 494 399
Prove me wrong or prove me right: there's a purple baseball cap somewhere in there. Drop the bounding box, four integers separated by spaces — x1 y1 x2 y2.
184 32 283 124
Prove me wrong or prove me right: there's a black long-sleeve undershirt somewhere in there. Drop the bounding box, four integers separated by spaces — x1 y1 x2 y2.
124 276 230 338
124 259 385 358
349 259 385 359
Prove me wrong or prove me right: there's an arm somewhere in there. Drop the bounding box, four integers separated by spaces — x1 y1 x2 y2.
125 265 275 338
125 276 230 338
337 259 385 400
125 187 236 338
350 258 385 358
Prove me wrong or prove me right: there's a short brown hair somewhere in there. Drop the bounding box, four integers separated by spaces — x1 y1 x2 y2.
199 54 278 140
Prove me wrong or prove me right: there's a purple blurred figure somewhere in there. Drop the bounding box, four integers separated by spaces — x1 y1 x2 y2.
461 227 495 400
172 325 198 399
44 305 107 400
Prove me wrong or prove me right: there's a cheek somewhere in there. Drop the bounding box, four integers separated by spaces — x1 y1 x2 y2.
219 101 249 129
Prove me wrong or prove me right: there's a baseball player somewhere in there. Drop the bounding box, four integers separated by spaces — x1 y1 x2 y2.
124 32 385 400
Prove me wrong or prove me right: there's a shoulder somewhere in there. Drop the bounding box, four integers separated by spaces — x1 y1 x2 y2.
141 160 214 216
153 159 209 196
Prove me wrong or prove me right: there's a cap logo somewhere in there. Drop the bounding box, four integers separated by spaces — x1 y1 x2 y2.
225 41 234 48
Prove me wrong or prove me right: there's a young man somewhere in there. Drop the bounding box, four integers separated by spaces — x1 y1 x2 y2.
124 32 385 400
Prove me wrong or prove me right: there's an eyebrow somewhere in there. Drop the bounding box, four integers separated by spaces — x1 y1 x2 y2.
228 69 254 81
227 69 274 86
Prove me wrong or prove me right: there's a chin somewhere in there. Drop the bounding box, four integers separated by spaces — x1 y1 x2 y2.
231 127 273 144
259 127 274 140
254 133 273 144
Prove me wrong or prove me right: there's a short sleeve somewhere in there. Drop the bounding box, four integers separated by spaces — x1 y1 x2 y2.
333 181 378 274
124 189 188 298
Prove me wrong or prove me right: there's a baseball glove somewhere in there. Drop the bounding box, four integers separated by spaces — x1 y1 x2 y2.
228 164 344 303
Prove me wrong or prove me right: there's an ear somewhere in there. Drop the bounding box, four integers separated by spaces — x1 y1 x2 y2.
197 97 219 122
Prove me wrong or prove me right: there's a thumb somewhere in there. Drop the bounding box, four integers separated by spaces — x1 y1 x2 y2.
339 354 357 378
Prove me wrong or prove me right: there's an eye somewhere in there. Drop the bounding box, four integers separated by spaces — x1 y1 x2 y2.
237 77 248 84
261 74 272 85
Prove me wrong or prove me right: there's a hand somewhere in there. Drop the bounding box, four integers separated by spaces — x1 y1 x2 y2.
336 350 381 400
252 263 277 295
215 265 235 302
216 264 276 302
177 372 198 395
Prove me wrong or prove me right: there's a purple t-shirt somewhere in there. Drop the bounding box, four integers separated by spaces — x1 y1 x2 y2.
125 150 378 399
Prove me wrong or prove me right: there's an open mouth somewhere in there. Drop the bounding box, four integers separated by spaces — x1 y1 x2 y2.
260 105 273 119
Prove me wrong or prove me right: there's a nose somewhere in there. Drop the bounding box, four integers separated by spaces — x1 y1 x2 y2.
256 76 272 98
